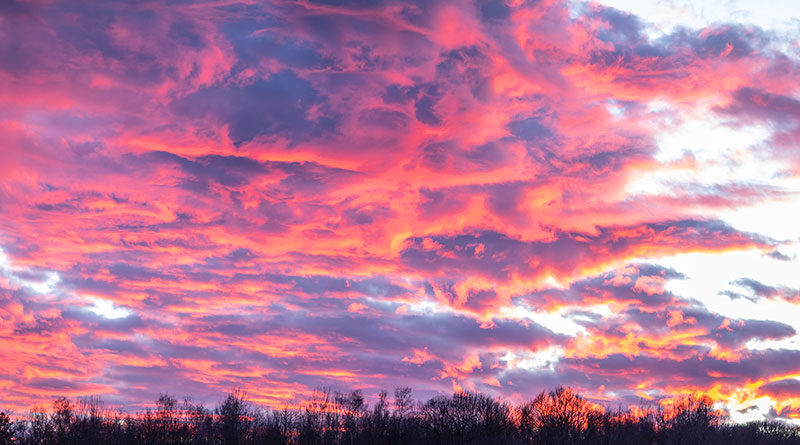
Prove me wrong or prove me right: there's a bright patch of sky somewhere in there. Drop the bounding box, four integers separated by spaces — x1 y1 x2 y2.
503 304 587 336
501 346 562 372
0 248 61 295
586 3 800 422
592 0 800 44
623 94 800 357
0 248 133 319
87 297 133 319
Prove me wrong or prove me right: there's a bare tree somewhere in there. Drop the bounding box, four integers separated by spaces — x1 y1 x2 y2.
4 385 800 445
421 391 513 444
216 388 252 445
517 386 604 444
0 411 13 444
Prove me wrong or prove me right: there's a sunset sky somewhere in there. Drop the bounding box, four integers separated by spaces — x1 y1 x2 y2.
2 0 800 422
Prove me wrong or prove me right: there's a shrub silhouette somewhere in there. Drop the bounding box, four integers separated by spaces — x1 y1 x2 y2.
1 385 799 444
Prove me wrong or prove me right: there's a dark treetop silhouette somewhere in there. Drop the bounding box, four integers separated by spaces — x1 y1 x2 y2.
2 385 799 445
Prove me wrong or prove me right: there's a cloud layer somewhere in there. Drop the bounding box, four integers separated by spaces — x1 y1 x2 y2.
1 0 799 421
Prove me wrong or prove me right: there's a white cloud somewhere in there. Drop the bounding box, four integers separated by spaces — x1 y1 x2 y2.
87 297 132 320
592 0 800 40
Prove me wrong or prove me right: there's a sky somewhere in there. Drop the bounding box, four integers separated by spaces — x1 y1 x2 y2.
1 0 800 423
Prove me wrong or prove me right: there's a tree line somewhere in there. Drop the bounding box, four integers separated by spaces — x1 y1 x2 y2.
1 386 798 444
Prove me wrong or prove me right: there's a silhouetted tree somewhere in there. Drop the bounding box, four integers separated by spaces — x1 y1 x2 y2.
517 386 604 444
594 407 657 445
359 390 390 443
0 411 13 444
657 393 724 445
335 389 366 445
4 385 800 445
298 388 335 445
182 396 214 445
49 397 73 444
71 396 104 445
394 387 414 416
421 391 513 444
721 420 800 445
216 388 252 445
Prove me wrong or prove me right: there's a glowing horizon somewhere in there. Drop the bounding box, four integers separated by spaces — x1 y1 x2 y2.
1 0 799 423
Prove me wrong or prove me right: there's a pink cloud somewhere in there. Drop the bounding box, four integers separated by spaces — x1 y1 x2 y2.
0 0 797 417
